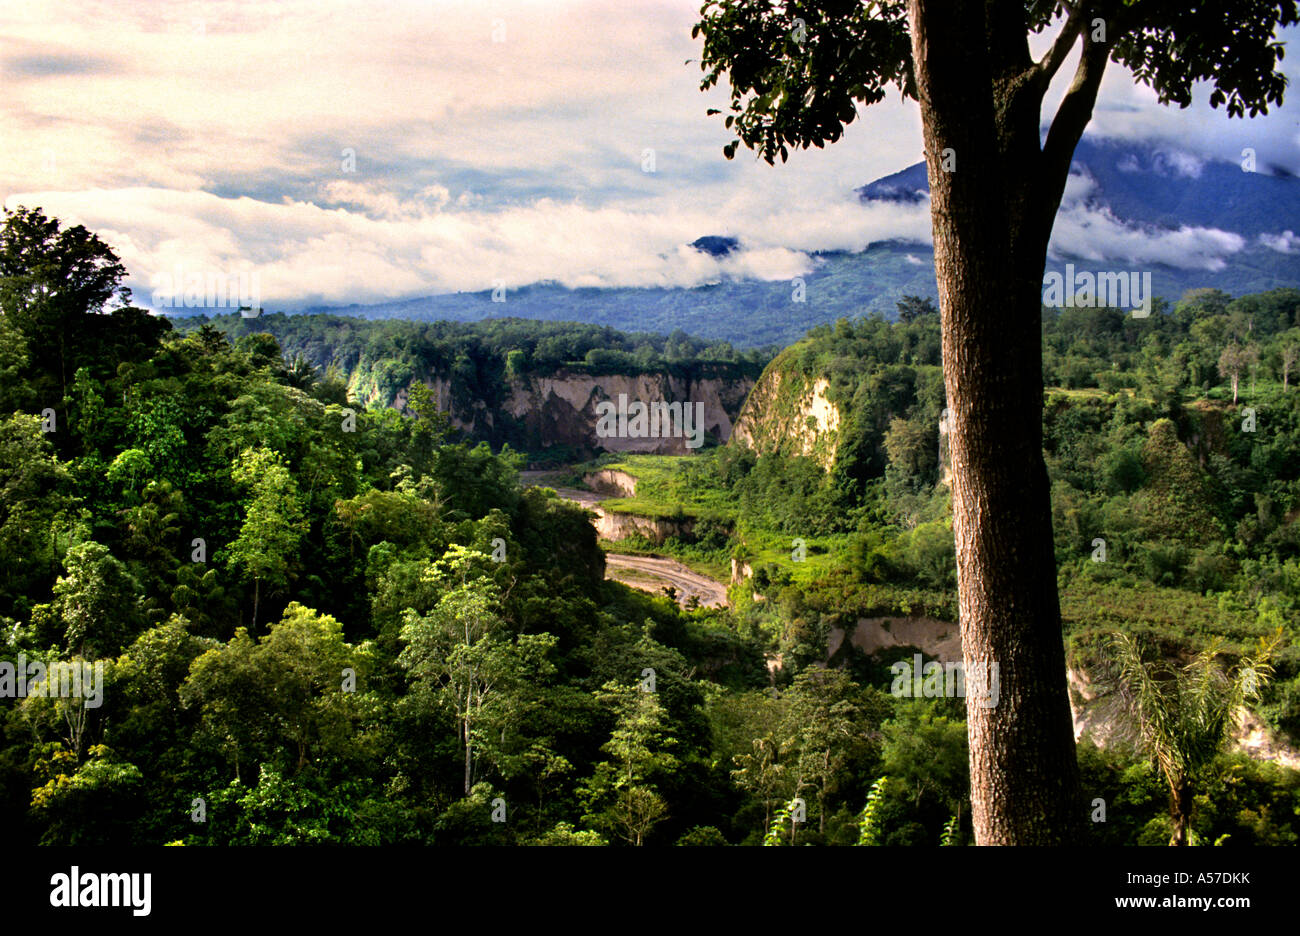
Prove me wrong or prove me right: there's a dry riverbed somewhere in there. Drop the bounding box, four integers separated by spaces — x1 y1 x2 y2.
521 470 729 608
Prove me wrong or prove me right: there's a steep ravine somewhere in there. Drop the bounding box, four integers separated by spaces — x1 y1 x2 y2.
521 472 728 609
383 369 754 456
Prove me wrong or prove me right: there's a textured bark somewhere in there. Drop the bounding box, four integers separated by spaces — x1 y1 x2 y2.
907 0 1086 844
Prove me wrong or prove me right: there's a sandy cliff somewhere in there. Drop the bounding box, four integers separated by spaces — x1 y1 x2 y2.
390 369 753 455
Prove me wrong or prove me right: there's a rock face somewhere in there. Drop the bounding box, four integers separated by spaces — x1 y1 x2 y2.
393 370 753 456
593 510 693 545
583 470 637 497
391 377 472 429
827 617 962 662
731 357 840 469
938 407 953 488
827 619 1300 769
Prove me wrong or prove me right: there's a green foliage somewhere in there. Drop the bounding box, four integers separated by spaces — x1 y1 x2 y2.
532 821 607 846
855 776 889 846
179 311 769 415
0 205 136 396
226 447 308 626
881 703 968 821
4 208 1300 847
48 541 142 658
180 603 372 780
30 744 144 845
399 548 559 794
580 682 680 846
0 413 71 618
1103 629 1282 844
763 798 795 845
676 824 729 846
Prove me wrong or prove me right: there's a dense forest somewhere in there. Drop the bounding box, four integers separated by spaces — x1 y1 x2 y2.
177 312 772 411
584 289 1300 732
2 206 1298 846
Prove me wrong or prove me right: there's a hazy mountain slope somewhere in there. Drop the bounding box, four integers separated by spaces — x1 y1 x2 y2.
178 137 1300 348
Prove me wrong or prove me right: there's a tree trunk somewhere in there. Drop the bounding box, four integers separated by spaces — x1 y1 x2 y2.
1168 779 1193 846
908 0 1085 844
819 750 829 836
463 715 473 795
252 577 260 630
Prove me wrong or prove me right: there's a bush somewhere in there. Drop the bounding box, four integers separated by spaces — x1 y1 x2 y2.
676 825 729 846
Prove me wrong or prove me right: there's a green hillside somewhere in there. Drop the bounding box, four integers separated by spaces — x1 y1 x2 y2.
3 206 1300 847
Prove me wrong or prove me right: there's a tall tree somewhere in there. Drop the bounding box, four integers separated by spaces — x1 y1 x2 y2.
896 294 937 324
1281 343 1299 391
405 379 451 477
0 413 71 618
0 206 132 398
779 667 864 837
226 447 307 629
580 681 680 846
1218 341 1259 405
398 545 556 795
181 603 367 779
694 0 1297 843
731 733 788 839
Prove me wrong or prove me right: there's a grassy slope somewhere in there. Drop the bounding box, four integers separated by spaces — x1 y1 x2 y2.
590 424 1284 657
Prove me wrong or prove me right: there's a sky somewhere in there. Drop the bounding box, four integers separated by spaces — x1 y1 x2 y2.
2 0 1298 311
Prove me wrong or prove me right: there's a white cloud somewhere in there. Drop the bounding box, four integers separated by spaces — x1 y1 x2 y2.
1060 169 1099 206
1151 150 1204 179
1261 230 1300 254
0 2 1294 309
1049 203 1244 271
19 186 829 306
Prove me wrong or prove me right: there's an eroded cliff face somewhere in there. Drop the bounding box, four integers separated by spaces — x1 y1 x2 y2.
827 618 1300 769
390 377 479 432
584 470 637 497
505 371 752 455
390 370 753 455
730 357 840 470
593 510 693 545
828 617 962 662
576 470 689 542
1066 664 1300 770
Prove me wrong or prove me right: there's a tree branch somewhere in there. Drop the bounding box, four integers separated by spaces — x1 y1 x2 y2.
1037 30 1110 235
1035 6 1086 82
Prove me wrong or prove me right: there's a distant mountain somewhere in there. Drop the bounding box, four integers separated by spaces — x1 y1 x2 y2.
690 235 740 257
278 242 941 349
859 136 1300 238
856 162 929 205
182 136 1300 349
1056 137 1299 238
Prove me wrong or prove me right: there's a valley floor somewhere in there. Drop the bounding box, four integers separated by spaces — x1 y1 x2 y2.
520 471 730 608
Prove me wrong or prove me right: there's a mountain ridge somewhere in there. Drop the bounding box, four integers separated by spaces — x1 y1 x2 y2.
167 137 1300 348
